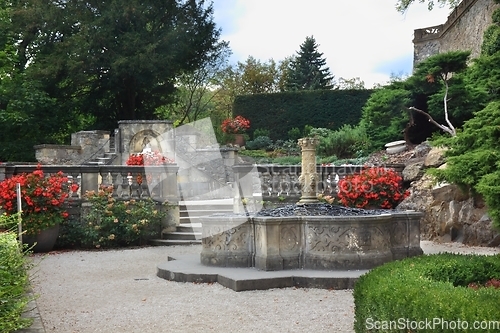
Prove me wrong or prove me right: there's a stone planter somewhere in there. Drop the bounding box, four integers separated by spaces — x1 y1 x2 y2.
233 134 246 147
385 140 406 154
23 225 60 253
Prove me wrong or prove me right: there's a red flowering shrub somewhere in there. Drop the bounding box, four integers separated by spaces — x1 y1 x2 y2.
337 167 409 209
0 167 78 235
126 151 173 166
221 115 250 134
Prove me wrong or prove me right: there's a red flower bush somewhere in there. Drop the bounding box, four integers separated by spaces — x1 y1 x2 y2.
0 166 77 235
126 151 173 166
221 115 250 134
337 167 409 209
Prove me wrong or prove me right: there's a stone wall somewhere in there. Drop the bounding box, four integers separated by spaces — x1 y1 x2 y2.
34 130 110 165
413 0 500 65
117 120 175 165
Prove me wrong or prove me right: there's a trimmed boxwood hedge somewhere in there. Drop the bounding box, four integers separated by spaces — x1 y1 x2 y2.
233 89 373 141
354 253 500 333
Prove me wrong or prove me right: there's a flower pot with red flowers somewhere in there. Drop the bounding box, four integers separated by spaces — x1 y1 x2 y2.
0 166 77 252
221 115 250 146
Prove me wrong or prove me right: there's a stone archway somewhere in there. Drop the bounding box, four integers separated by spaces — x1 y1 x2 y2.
129 129 162 154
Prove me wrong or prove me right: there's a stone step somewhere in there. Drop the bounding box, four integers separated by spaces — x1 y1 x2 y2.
179 204 233 212
179 209 232 218
177 224 202 233
149 239 201 246
164 231 201 241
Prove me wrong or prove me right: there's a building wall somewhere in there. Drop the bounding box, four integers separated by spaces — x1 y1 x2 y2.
413 0 500 66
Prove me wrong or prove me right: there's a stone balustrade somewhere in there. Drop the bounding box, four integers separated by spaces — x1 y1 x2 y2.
0 164 179 201
234 163 405 202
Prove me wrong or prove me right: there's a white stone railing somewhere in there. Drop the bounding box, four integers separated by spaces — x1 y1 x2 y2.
234 164 405 201
0 164 179 202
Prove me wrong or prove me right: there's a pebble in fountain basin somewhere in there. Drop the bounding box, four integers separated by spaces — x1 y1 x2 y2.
200 204 423 271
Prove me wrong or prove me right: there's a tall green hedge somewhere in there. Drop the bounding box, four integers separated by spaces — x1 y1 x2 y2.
233 89 373 140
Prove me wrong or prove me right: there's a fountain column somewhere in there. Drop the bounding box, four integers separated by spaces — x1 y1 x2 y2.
297 137 320 204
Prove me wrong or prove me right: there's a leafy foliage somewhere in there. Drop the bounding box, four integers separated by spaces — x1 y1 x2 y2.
354 253 500 333
360 84 411 149
245 136 273 151
0 167 78 235
78 186 168 248
316 124 371 159
285 36 334 91
395 0 461 13
0 229 32 332
0 0 224 161
431 101 500 229
234 89 373 141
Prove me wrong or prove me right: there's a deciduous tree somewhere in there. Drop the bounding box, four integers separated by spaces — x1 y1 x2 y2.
10 0 223 130
396 0 461 13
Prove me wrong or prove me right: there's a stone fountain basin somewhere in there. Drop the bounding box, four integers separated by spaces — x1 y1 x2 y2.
200 211 423 271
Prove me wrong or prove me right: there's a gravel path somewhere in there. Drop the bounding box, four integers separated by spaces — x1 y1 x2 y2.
28 242 499 333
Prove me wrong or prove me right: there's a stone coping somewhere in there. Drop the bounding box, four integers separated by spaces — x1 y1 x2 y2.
33 144 81 150
118 120 173 124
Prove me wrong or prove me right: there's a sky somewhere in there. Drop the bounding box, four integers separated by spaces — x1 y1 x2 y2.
211 0 453 88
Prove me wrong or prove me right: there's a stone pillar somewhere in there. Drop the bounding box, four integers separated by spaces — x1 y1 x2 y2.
0 164 5 182
297 137 320 204
80 166 100 194
233 164 256 214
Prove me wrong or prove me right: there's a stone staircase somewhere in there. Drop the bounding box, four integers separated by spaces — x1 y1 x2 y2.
150 199 233 246
86 135 117 165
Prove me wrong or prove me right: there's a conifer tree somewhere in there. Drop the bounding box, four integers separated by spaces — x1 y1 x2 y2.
285 36 334 91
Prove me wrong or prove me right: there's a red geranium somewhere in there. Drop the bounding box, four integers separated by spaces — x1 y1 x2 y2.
337 167 409 209
221 115 250 134
0 166 77 235
126 151 173 166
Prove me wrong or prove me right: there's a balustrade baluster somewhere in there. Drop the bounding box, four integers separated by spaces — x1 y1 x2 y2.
120 171 130 199
108 171 120 198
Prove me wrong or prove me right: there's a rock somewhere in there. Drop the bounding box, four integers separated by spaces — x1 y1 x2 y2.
402 162 424 182
463 214 500 246
431 182 469 202
424 147 448 167
413 141 432 158
373 143 499 247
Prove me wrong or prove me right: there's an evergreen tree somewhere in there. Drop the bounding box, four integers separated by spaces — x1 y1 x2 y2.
285 36 334 91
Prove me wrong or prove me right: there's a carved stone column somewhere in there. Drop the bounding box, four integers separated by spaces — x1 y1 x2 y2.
297 137 320 204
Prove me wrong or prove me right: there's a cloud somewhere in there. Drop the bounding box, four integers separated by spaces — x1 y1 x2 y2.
213 0 451 87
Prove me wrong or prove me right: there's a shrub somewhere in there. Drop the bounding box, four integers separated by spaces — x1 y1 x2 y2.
0 225 32 332
78 186 168 248
316 124 371 159
431 101 500 229
287 127 301 141
354 253 500 333
270 139 300 156
337 167 408 209
0 166 78 235
253 128 270 139
246 136 273 151
271 156 301 165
